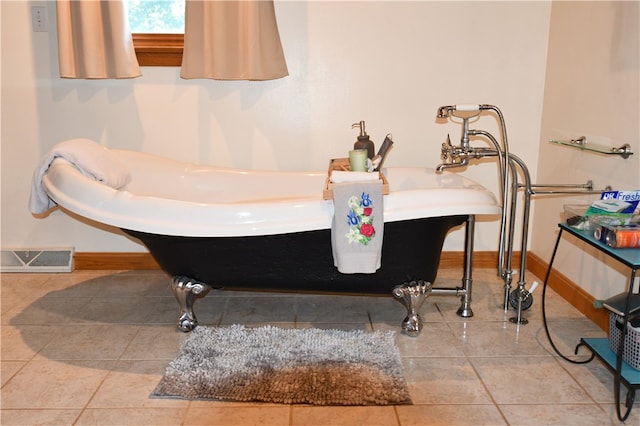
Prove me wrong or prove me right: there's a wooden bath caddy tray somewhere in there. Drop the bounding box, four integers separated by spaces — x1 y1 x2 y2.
322 158 389 200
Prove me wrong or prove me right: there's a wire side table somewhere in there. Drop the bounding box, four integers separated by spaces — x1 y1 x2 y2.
542 223 640 422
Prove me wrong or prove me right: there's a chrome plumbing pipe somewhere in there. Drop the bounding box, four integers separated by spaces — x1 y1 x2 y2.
440 125 517 307
475 105 513 288
472 145 538 320
437 106 512 290
503 158 520 311
523 181 608 196
429 215 476 318
529 181 594 189
506 153 533 303
436 105 521 309
478 149 528 313
434 103 606 323
467 131 513 285
529 189 604 195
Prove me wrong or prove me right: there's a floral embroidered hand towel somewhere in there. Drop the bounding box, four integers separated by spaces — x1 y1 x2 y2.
331 181 384 274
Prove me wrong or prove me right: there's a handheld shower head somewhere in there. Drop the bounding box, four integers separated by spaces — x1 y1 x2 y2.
437 105 454 119
437 104 483 120
437 104 482 149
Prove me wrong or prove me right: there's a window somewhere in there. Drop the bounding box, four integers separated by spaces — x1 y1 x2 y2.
125 0 185 66
126 0 184 33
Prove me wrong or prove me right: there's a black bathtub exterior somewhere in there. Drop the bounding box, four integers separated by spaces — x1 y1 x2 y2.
124 215 467 294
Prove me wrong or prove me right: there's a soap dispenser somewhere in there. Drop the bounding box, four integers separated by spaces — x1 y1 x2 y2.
352 121 375 159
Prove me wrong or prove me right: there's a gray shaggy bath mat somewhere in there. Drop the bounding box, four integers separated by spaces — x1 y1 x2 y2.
152 325 411 405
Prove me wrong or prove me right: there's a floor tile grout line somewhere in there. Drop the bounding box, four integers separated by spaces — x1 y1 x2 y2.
551 350 617 411
1 269 635 424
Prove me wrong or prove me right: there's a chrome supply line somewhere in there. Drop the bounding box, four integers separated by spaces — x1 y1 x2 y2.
435 104 608 324
524 181 609 196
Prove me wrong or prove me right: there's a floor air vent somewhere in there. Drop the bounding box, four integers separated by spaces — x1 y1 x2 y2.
1 248 74 273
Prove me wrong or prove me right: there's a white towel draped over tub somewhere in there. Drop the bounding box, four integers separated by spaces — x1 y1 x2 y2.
331 180 384 274
29 138 131 214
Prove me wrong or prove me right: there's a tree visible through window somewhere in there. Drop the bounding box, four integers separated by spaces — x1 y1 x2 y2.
125 0 185 66
125 0 185 33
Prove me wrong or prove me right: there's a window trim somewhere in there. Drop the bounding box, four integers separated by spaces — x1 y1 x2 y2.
132 33 183 66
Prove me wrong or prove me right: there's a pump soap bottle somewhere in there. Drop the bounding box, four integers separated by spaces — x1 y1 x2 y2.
352 121 375 159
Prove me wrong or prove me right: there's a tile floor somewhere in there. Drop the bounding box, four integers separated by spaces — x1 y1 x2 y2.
1 268 639 425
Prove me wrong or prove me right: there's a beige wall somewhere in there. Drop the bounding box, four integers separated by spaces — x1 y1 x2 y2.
531 1 639 299
2 1 553 253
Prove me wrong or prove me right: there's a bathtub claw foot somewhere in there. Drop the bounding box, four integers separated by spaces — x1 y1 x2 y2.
171 275 212 332
393 281 432 337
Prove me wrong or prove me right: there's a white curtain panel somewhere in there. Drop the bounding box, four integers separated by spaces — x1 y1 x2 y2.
181 0 289 80
56 0 141 79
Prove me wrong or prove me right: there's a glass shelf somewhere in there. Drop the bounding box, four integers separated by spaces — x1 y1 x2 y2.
550 137 633 159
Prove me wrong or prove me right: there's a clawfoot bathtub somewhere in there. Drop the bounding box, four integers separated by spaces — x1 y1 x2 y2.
38 148 500 334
